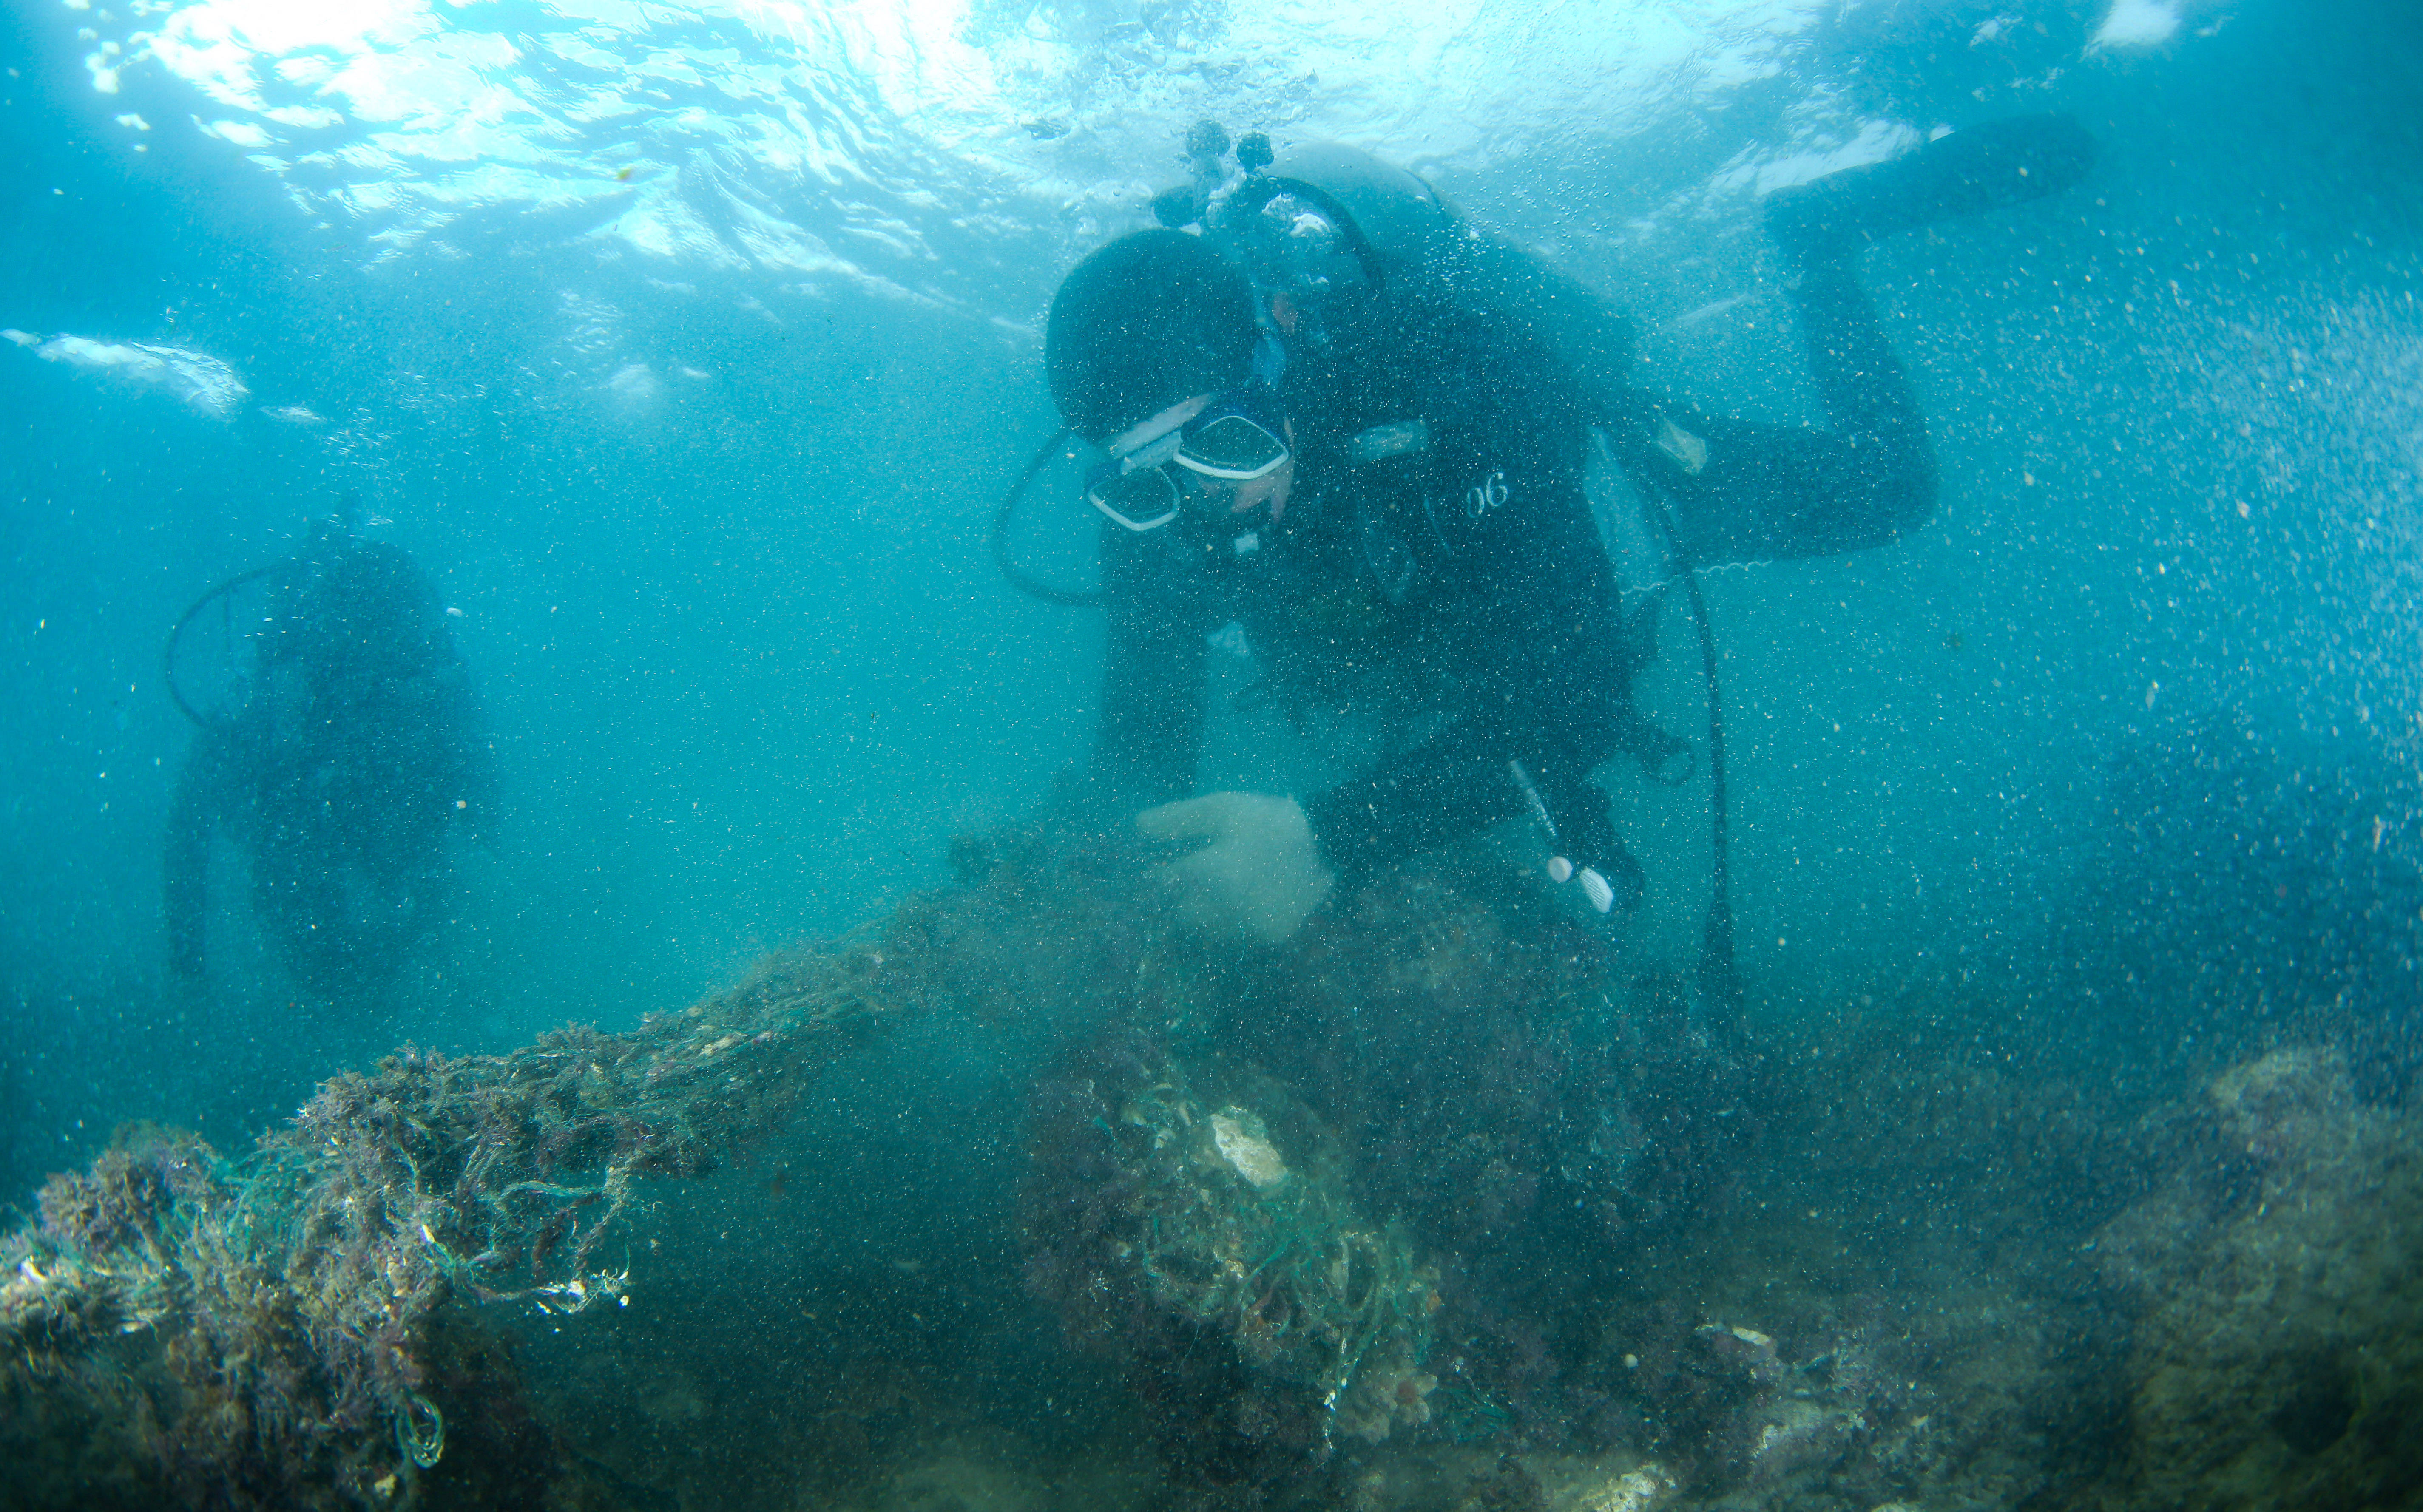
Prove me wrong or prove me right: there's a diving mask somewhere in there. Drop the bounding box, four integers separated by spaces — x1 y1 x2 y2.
1086 390 1292 533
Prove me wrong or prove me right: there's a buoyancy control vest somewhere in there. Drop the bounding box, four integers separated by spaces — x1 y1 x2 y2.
1187 138 1688 725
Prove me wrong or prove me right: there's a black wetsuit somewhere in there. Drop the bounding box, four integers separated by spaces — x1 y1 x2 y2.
165 537 492 998
1094 258 1936 889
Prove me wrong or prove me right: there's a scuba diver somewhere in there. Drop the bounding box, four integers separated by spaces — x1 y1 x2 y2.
163 514 494 1004
1020 117 2097 961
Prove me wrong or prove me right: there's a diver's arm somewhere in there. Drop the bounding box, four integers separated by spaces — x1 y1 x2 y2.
1305 459 1631 889
413 559 495 830
1144 479 1633 929
1617 259 1938 565
1303 679 1630 895
1093 522 1210 811
1304 721 1511 884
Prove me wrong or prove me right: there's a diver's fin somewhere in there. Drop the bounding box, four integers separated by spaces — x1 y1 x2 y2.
1764 113 2099 267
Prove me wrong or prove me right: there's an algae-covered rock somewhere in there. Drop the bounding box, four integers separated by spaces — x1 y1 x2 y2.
2092 1046 2423 1510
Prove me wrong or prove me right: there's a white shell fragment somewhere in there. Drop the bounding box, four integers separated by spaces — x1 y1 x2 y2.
1210 1108 1290 1189
1576 1465 1672 1512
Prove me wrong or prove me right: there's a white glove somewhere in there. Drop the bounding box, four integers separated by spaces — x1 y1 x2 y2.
1136 792 1338 946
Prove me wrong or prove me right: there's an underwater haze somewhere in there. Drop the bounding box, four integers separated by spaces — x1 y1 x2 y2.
3 0 2422 1508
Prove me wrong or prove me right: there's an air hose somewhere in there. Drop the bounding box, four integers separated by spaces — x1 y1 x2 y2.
164 564 276 730
991 427 1101 609
1591 410 1740 1027
1649 503 1742 1027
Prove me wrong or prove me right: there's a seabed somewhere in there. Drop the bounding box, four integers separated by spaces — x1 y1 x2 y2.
5 820 2418 1512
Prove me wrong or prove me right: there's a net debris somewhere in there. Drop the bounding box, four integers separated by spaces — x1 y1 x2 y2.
1 924 909 1507
0 823 1461 1506
1083 1062 1440 1448
1 820 1758 1507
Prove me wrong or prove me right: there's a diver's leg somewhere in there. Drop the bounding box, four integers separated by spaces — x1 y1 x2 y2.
1788 259 1937 529
1636 263 1937 564
1643 122 2093 565
252 829 353 1002
364 834 449 970
1764 114 2099 266
1762 113 2100 533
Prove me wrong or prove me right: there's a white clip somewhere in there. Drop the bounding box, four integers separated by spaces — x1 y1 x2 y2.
1578 867 1616 913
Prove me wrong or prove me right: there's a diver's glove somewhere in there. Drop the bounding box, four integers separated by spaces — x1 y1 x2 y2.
1764 113 2099 271
1137 791 1338 946
1510 760 1644 916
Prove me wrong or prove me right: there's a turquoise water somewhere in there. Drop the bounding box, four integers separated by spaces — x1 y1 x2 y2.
2 0 2419 1505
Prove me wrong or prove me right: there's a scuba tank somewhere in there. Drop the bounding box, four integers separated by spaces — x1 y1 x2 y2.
1164 136 1640 416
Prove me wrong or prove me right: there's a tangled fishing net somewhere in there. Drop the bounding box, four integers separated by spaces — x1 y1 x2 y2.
0 814 1757 1508
0 825 1509 1507
1 926 903 1507
1025 1050 1443 1451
